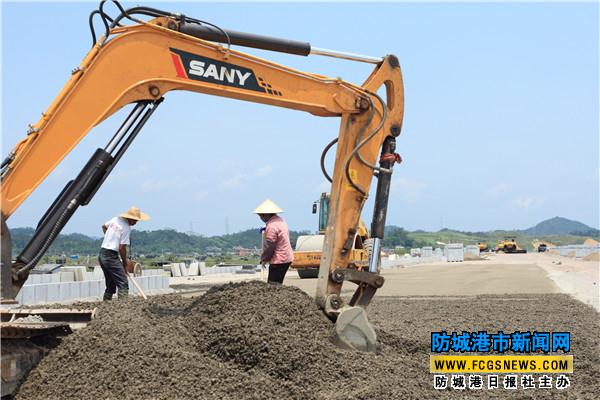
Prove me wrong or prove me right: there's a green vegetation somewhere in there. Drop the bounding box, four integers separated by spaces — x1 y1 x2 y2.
10 227 308 257
10 216 598 258
391 228 591 251
524 216 599 236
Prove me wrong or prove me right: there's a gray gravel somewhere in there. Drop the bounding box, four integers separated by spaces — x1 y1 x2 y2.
15 282 599 399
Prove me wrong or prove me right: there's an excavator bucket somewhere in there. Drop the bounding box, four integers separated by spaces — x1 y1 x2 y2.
333 306 378 352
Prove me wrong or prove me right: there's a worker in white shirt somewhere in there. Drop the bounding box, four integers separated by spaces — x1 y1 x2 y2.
99 206 150 300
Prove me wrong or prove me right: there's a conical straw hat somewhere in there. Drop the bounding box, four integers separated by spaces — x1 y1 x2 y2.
253 198 283 214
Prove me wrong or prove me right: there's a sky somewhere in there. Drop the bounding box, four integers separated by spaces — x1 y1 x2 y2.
1 1 598 237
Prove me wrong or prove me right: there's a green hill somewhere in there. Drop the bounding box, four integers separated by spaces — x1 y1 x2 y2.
523 216 598 236
8 216 597 257
9 227 308 257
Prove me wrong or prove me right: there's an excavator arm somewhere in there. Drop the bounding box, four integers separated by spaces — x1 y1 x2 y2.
0 2 404 351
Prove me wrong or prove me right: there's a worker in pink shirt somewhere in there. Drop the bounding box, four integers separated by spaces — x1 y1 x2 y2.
254 198 294 284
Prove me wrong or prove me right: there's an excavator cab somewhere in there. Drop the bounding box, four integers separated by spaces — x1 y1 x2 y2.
317 192 330 234
293 193 370 279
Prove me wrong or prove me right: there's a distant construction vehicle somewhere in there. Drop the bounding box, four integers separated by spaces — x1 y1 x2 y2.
495 237 527 253
292 193 371 278
477 242 489 252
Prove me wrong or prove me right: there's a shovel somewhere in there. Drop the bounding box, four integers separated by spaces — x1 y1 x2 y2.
126 260 147 299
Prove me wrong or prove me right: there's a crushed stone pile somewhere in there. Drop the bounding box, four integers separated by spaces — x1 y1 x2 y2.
16 283 599 399
15 281 424 400
12 315 45 323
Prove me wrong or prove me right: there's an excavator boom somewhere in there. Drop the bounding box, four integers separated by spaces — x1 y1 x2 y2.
0 2 404 351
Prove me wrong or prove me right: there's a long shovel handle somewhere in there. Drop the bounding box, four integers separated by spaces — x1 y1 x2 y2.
128 273 147 299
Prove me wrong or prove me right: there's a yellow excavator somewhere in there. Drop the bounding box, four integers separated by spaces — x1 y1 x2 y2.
0 1 404 357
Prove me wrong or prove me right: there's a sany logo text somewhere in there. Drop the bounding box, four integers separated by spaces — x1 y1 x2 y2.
188 60 252 86
169 48 265 93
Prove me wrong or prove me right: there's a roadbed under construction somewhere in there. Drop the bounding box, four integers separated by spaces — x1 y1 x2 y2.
14 280 600 399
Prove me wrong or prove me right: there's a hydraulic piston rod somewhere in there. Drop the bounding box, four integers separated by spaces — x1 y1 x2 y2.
369 134 401 272
179 22 382 63
9 99 162 293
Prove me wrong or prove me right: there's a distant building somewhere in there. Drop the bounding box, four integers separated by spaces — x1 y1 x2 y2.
233 246 253 256
205 246 222 256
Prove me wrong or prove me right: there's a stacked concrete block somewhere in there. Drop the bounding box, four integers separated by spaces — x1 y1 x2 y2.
60 271 75 282
142 269 165 277
80 281 91 298
205 265 244 275
16 286 34 304
188 262 199 276
148 276 157 290
142 277 150 292
90 281 101 297
434 248 443 256
93 266 104 279
445 243 464 262
179 263 188 277
464 245 480 258
198 262 207 276
421 247 433 257
34 285 48 304
67 282 80 299
47 284 60 303
171 264 182 277
62 266 86 281
15 275 171 305
381 258 402 269
59 283 72 302
554 245 600 258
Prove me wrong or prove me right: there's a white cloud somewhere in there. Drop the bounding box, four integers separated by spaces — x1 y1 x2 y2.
219 174 247 189
485 183 510 199
106 164 149 184
139 179 173 193
48 164 68 181
391 177 426 202
193 191 208 200
219 164 272 189
512 196 535 208
255 164 273 177
313 181 331 196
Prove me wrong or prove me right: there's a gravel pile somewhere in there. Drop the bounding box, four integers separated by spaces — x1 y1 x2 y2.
15 282 599 399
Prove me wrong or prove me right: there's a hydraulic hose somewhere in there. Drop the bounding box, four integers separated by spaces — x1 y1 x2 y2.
353 91 389 173
320 138 338 183
344 92 388 196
